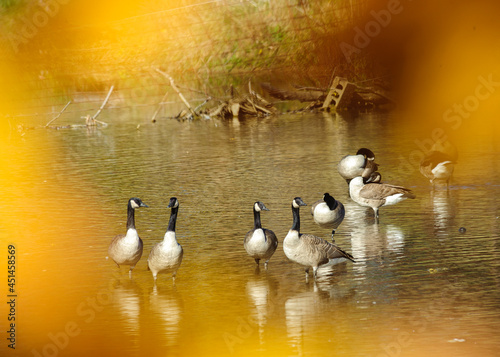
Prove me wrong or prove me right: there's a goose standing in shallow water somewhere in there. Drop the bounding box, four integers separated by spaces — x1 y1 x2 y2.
420 151 455 189
108 197 148 276
147 197 184 282
283 197 355 281
310 193 345 240
349 175 416 222
244 201 278 269
338 148 379 184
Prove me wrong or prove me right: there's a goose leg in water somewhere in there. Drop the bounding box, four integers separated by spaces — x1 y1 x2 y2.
373 207 380 223
313 267 319 280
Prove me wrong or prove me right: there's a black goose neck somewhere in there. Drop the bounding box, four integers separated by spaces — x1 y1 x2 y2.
167 205 178 232
325 197 338 210
253 208 262 230
291 204 301 232
126 202 136 230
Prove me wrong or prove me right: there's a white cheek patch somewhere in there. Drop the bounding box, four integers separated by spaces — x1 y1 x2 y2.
130 200 140 209
254 202 261 212
292 200 299 208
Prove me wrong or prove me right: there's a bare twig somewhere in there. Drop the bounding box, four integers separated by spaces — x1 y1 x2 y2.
248 81 258 114
354 85 397 103
92 85 114 124
156 69 197 118
151 90 169 122
327 66 337 89
45 100 71 127
194 97 211 112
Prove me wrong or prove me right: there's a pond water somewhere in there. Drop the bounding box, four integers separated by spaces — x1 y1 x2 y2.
2 109 500 357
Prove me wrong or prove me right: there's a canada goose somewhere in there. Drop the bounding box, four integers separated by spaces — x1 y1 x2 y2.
147 197 184 282
283 197 355 280
338 148 379 184
349 175 416 221
244 201 278 269
420 151 456 189
108 197 148 276
310 193 345 239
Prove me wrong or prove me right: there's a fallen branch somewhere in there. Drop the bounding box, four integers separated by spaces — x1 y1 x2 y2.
81 114 107 127
354 86 397 104
151 90 169 122
156 69 197 119
194 97 211 112
91 85 113 125
260 82 324 102
45 100 71 127
208 102 227 117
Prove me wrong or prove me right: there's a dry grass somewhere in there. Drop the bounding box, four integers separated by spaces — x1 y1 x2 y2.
1 0 378 112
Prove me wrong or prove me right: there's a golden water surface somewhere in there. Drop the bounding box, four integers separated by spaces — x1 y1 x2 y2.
1 110 499 357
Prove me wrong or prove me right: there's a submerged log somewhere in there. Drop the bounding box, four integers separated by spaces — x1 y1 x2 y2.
260 82 324 102
260 76 396 111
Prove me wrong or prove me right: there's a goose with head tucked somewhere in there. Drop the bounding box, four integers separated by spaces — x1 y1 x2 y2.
244 201 278 269
349 174 415 222
283 197 355 281
147 197 184 282
420 151 456 190
338 148 379 184
310 193 345 240
108 197 149 276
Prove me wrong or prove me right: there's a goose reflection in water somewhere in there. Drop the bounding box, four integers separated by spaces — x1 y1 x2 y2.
284 274 354 357
285 290 321 357
431 189 457 238
112 279 142 338
350 222 405 274
245 274 278 346
149 285 182 347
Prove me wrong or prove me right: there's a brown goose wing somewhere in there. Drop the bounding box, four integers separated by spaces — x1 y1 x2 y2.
359 183 415 200
264 228 278 248
300 234 355 264
328 243 355 262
